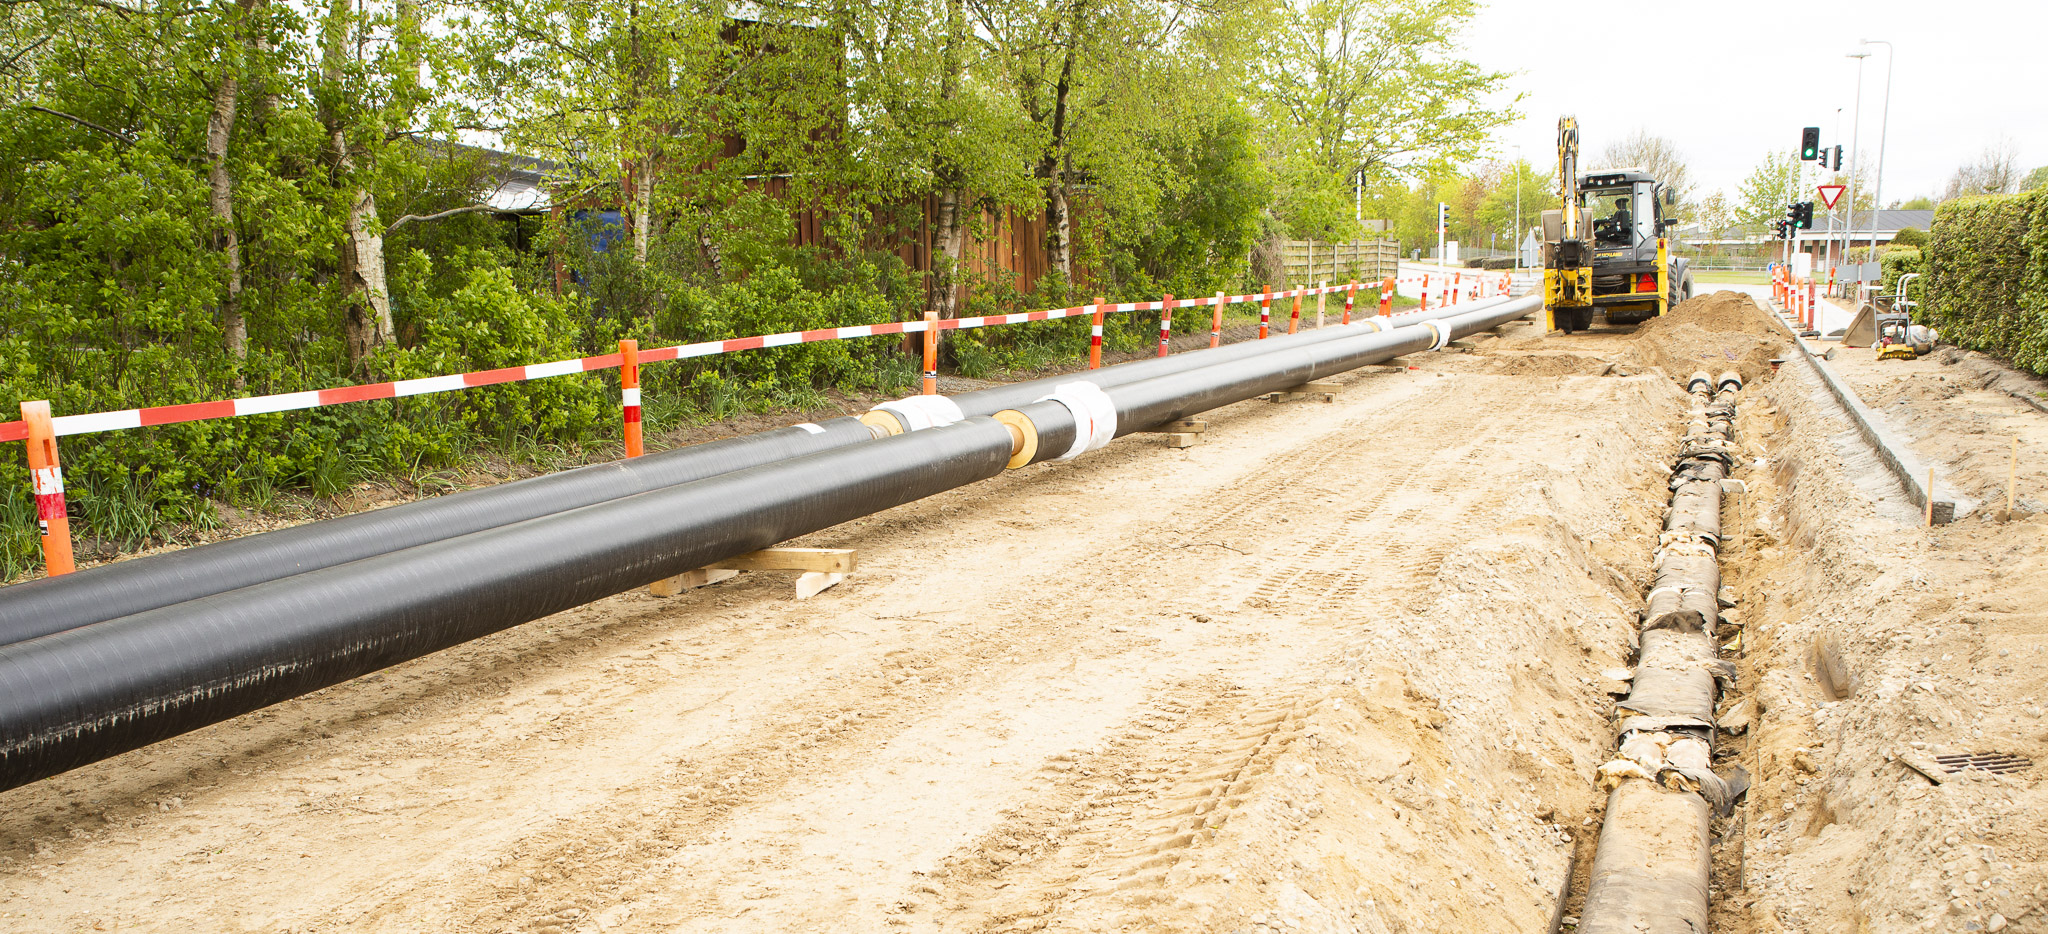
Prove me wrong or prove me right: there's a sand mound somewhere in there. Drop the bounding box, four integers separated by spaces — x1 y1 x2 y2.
1620 291 1790 386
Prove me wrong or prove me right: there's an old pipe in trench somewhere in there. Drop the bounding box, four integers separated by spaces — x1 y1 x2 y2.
0 297 1537 792
0 297 1519 648
1577 370 1746 934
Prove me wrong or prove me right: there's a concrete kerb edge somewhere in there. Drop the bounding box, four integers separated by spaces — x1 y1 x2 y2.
1762 297 1969 521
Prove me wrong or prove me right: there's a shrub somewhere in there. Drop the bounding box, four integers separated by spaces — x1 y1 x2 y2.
1923 191 2048 374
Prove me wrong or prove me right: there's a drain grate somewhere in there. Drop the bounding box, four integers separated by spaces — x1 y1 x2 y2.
1935 753 2032 775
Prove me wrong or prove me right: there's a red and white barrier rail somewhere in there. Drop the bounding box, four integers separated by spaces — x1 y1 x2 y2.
0 284 1379 443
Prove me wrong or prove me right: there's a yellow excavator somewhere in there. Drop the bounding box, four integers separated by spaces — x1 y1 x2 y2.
1541 116 1692 332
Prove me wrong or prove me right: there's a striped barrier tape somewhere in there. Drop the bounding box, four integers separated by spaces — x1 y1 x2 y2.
0 282 1392 442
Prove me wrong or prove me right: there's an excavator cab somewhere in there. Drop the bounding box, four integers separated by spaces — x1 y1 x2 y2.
1577 171 1691 325
1541 115 1694 333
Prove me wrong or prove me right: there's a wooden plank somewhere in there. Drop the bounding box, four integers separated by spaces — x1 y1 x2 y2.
648 568 740 597
1265 379 1344 404
708 547 857 573
795 571 846 600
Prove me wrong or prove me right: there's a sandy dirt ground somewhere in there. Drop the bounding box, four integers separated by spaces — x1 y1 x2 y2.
3 293 2041 933
1704 304 2048 933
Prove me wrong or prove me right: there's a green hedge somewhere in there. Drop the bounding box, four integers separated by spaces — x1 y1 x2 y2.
1880 248 1925 302
1924 191 2048 374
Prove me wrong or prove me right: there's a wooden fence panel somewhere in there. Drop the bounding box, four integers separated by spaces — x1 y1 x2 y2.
1279 239 1399 284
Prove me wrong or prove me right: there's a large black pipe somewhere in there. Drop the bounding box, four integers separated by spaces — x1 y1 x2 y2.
0 419 877 647
945 295 1520 417
0 298 1534 791
1100 298 1538 442
0 419 1017 790
0 296 1513 647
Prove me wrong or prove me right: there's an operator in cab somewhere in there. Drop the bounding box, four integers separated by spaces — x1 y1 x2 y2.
1608 197 1632 237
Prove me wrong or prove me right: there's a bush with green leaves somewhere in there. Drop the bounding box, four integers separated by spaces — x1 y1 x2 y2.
1923 191 2048 374
1878 248 1925 302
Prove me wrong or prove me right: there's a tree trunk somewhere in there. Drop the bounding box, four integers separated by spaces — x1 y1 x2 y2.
340 179 393 366
931 186 965 319
927 0 968 320
206 72 245 374
323 0 392 372
1049 152 1073 282
632 161 653 264
1041 39 1078 283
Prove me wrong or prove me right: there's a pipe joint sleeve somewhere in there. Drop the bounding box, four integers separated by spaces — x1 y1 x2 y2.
872 395 965 433
1422 319 1452 351
1037 382 1117 461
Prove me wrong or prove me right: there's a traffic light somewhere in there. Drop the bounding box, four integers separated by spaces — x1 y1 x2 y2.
1801 127 1820 161
1793 201 1815 229
1438 202 1450 230
1831 144 1844 171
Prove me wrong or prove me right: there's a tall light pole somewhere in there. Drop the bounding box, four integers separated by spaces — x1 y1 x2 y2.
1514 144 1523 270
1863 39 1894 247
1844 49 1869 295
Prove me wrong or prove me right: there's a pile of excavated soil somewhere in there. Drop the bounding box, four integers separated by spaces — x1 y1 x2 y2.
1618 290 1792 388
1709 296 2048 933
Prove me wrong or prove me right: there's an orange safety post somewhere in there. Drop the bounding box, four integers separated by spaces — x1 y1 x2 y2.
20 401 75 576
1378 277 1394 316
1258 287 1271 339
922 311 940 394
1157 294 1175 357
618 339 643 458
1288 288 1302 335
1807 278 1817 326
1420 273 1430 312
1088 297 1106 368
1342 280 1356 325
1452 272 1462 305
1209 291 1225 348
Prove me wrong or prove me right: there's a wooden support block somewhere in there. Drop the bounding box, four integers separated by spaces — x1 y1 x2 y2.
795 571 845 600
1141 418 1207 447
648 547 857 599
707 547 857 574
648 567 739 597
1265 380 1343 404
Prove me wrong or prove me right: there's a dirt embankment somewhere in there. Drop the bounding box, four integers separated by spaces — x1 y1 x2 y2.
1710 313 2048 932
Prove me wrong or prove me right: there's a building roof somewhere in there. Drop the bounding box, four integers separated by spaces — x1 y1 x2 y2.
476 149 565 213
1798 209 1934 241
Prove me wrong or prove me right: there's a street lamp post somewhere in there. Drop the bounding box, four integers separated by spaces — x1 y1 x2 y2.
1513 145 1523 271
1863 39 1894 277
1844 50 1869 298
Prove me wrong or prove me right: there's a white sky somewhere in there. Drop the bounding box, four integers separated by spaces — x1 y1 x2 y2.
1460 0 2046 204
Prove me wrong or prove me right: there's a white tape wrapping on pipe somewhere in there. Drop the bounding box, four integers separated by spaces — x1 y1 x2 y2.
872 395 965 432
1422 319 1452 351
1037 381 1118 461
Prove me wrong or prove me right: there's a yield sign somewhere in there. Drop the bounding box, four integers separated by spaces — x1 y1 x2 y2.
1817 184 1846 209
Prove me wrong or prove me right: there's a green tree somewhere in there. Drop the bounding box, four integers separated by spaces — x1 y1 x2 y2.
1252 0 1513 240
1598 128 1693 222
1734 149 1800 233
